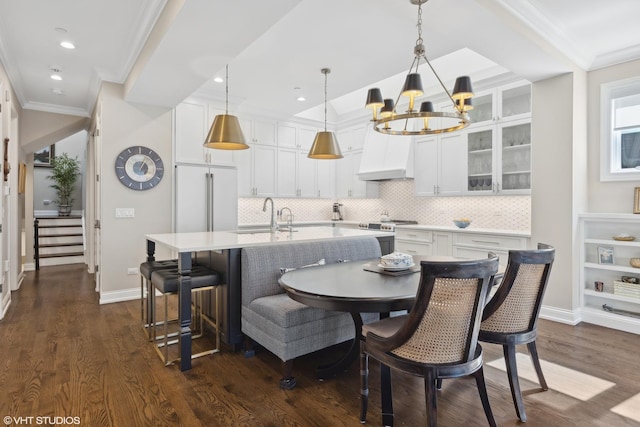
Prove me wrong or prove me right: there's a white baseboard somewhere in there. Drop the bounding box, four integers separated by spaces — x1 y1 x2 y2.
99 287 139 305
24 263 35 272
0 293 10 319
539 305 581 325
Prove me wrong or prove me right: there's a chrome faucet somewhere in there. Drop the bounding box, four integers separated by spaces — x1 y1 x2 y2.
262 197 278 232
280 207 293 228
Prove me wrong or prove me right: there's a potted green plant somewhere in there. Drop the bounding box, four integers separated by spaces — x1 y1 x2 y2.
47 152 80 216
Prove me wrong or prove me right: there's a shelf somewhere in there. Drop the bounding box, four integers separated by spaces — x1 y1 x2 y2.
584 262 640 274
580 214 640 334
468 149 492 155
584 288 640 303
585 238 640 247
502 143 530 150
502 170 531 176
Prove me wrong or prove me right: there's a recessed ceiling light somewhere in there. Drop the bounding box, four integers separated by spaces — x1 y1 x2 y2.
294 87 305 102
213 77 224 83
50 74 62 81
60 41 75 49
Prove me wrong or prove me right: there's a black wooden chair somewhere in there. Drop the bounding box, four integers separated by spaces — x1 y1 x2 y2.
479 243 555 422
360 255 500 427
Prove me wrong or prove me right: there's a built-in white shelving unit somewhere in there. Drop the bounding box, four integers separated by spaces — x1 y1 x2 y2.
579 213 640 334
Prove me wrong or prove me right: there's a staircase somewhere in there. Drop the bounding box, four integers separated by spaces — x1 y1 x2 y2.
34 215 85 269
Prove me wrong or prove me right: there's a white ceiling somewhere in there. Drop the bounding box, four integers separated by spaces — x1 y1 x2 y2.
0 0 639 121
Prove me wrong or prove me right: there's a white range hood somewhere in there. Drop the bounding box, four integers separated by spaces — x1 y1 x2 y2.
357 126 414 181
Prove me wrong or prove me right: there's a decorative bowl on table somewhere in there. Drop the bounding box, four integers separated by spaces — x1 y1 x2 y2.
453 219 471 229
379 252 414 271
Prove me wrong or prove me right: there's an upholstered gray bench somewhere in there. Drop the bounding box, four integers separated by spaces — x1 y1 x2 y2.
241 236 382 389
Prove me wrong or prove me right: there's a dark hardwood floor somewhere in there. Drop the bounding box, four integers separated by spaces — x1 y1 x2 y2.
1 264 639 426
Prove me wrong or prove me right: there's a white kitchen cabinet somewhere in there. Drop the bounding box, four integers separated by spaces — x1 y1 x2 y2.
277 148 298 197
467 118 531 194
337 124 366 152
465 81 531 195
298 126 319 150
174 164 237 232
316 159 336 198
468 81 531 127
579 214 640 335
336 150 379 198
174 101 235 165
414 132 467 196
241 117 277 146
236 144 277 197
174 102 207 164
452 232 528 267
395 227 452 256
277 123 298 148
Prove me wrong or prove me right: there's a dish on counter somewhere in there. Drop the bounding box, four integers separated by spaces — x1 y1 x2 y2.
378 263 416 271
453 219 471 228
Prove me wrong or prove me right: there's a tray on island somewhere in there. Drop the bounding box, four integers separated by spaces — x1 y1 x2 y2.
363 262 421 276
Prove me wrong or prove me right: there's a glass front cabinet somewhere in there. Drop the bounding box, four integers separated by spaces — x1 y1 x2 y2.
465 81 531 195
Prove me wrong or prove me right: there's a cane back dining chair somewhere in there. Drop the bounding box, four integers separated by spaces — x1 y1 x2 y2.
479 243 555 422
360 254 500 427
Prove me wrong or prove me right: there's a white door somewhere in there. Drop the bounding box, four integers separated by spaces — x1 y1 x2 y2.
0 81 6 313
94 112 102 292
297 151 316 198
253 145 276 196
277 148 297 197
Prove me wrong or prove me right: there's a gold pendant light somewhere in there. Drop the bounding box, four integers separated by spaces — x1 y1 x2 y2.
204 64 248 150
365 0 473 136
308 68 343 159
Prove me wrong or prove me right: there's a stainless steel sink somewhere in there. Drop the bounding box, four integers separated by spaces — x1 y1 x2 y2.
232 228 274 234
232 228 298 234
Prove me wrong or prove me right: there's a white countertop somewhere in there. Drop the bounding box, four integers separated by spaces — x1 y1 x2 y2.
394 224 530 238
146 226 393 252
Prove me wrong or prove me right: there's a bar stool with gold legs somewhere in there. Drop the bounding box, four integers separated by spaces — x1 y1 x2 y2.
150 266 222 365
139 259 178 340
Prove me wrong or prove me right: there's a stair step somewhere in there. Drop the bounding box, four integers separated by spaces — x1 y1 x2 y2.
38 224 83 229
39 242 84 248
39 233 84 238
35 215 82 219
39 251 84 259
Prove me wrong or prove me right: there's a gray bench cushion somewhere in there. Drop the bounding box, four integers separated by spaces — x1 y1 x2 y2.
241 236 382 362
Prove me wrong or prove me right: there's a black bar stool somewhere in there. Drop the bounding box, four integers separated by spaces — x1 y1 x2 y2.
139 259 178 340
150 266 222 365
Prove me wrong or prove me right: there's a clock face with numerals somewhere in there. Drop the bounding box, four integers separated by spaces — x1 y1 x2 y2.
115 146 164 191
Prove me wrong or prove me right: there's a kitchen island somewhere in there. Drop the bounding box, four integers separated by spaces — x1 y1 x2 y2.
145 226 394 370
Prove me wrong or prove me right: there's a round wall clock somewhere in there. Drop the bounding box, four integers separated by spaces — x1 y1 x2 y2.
114 146 164 191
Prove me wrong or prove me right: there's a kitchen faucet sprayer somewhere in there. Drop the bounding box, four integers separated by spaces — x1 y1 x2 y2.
262 197 278 232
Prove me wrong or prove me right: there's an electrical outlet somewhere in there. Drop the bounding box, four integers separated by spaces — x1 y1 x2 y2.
127 267 139 275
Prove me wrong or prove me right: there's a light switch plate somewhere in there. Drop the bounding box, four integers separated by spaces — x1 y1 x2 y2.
115 208 135 218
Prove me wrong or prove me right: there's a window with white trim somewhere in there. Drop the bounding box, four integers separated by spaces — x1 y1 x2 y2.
601 77 640 181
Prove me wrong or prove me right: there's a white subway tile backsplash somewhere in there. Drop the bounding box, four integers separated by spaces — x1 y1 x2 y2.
239 180 530 230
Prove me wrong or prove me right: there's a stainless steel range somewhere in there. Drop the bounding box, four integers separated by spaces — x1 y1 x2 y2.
358 220 418 232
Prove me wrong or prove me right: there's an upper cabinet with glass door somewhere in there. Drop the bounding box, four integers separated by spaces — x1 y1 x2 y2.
465 81 531 195
468 81 531 126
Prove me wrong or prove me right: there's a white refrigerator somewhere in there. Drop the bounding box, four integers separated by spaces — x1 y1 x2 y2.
174 164 238 232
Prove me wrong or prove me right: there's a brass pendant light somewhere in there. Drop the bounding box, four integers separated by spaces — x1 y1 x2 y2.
365 0 473 136
204 64 248 150
308 68 343 159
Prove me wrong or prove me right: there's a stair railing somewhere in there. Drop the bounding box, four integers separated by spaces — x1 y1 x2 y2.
34 218 40 270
